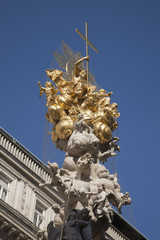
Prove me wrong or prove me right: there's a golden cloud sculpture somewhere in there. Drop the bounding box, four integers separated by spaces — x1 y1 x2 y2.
38 56 120 144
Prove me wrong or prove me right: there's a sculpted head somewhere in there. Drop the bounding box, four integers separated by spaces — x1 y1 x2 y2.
49 162 58 173
76 153 93 170
79 70 87 79
99 89 106 94
52 204 60 213
68 209 78 221
111 103 118 110
45 81 52 88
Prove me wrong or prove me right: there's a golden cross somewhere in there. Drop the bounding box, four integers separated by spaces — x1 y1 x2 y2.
76 22 98 86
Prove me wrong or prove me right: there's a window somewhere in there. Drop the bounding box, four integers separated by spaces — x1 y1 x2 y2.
33 201 45 229
0 175 10 202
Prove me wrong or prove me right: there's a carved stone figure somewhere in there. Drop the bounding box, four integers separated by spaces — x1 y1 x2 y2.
39 162 60 188
76 153 94 181
47 209 92 240
63 209 91 240
92 185 113 223
47 221 61 240
52 204 64 228
78 208 92 240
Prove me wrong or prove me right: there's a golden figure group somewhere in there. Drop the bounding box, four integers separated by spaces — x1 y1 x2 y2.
38 56 120 144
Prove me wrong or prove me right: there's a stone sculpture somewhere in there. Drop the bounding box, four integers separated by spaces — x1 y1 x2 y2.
38 34 131 239
47 209 92 240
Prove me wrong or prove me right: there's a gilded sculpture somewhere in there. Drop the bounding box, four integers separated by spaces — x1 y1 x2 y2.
38 24 131 240
38 54 119 147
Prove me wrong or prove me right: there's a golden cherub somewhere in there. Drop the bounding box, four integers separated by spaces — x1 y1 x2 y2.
38 81 58 106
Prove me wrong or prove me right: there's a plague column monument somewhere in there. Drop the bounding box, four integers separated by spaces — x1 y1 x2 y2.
38 23 131 240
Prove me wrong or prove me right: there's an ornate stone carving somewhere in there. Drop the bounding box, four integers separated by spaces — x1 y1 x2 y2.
39 117 131 239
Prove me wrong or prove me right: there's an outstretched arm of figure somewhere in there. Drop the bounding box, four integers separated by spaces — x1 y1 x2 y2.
86 191 97 195
98 150 117 162
74 56 89 77
39 181 51 187
98 150 111 163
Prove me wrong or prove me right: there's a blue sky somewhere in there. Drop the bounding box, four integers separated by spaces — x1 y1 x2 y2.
0 1 160 239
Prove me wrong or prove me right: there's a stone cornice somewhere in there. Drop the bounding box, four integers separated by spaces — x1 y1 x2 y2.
0 128 64 204
111 210 148 240
107 224 129 240
0 128 50 181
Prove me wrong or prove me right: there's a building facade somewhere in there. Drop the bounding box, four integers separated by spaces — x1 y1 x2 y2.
0 128 147 240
